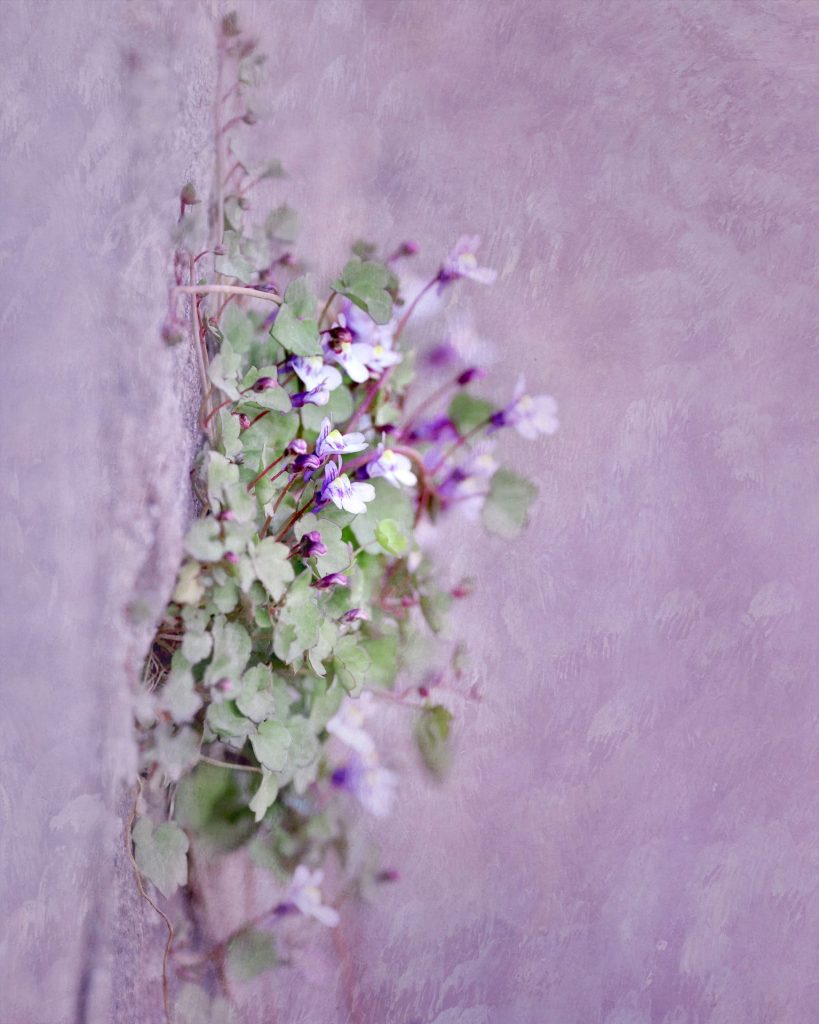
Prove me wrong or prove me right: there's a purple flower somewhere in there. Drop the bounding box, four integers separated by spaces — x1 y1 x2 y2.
436 235 497 290
490 376 559 439
311 572 349 590
326 307 402 381
318 462 376 515
290 355 343 393
331 751 397 819
316 417 368 459
438 445 499 519
291 383 331 408
405 415 459 444
287 865 339 928
367 445 417 489
297 530 327 557
326 692 377 755
287 438 308 455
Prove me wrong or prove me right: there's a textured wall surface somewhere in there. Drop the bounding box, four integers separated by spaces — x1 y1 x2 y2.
3 1 819 1023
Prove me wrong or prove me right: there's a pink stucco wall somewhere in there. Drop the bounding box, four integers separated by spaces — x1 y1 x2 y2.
2 2 818 1022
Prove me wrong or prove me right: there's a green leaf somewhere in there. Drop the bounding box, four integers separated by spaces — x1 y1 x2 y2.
206 701 256 745
283 277 316 319
273 572 321 664
173 561 205 606
208 340 243 401
227 929 278 981
250 720 292 772
415 704 453 779
249 770 280 823
154 725 201 782
175 765 255 853
236 665 290 723
184 518 224 562
363 635 399 688
161 666 203 723
333 259 393 325
175 984 236 1024
481 468 538 539
269 304 320 357
251 538 294 601
375 517 408 556
214 230 257 282
420 589 452 635
221 305 256 355
333 633 371 695
286 718 319 768
265 203 298 243
350 479 414 551
132 817 189 899
204 617 252 688
448 392 495 434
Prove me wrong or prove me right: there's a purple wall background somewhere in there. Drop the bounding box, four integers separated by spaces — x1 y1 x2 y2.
3 1 819 1022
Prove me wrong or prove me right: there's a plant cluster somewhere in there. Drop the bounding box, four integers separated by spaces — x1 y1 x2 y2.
133 13 558 1020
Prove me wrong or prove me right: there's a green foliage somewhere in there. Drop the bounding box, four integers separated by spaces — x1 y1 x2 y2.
227 929 278 981
333 259 394 325
142 14 555 1000
415 704 453 779
482 468 538 539
132 817 189 898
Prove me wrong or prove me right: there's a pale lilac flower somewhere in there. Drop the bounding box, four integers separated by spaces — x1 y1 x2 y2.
291 383 331 408
438 445 499 519
437 236 497 290
331 751 397 819
290 356 343 393
326 692 377 756
331 305 403 378
296 530 327 558
316 417 368 459
490 377 559 439
288 865 340 927
318 462 376 515
367 445 417 489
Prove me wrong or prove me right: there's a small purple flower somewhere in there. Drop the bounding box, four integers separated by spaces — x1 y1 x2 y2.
287 438 308 455
297 530 327 557
291 383 331 408
287 865 339 928
367 445 417 489
290 355 343 393
490 376 559 439
316 417 368 459
405 415 459 445
331 751 397 819
318 462 376 515
311 572 349 590
436 235 497 290
438 445 499 519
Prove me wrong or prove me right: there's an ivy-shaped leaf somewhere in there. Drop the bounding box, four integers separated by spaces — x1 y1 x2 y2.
375 518 408 556
250 719 292 772
415 704 453 779
132 817 189 899
333 259 393 325
184 518 224 563
251 538 294 601
249 770 280 823
481 468 538 539
269 304 320 357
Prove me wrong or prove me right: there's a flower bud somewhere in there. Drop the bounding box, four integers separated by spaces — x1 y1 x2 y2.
298 531 327 558
213 244 227 256
291 453 322 475
400 240 420 256
287 438 308 455
216 509 237 522
238 414 251 431
376 869 400 883
215 677 234 693
340 608 369 623
418 686 430 698
224 551 239 565
243 110 258 125
456 366 487 386
311 572 349 590
179 183 200 207
252 376 277 392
